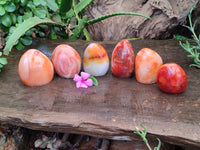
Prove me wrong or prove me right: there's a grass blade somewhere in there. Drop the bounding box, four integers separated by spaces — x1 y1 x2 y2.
86 12 151 25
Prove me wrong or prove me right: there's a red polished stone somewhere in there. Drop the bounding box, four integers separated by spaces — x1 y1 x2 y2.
111 40 135 78
157 63 187 94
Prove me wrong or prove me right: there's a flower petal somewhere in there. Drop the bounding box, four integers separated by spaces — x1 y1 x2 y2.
85 79 93 86
76 81 88 88
81 72 91 80
73 74 82 82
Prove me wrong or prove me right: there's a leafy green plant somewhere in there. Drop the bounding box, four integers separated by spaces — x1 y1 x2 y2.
179 7 200 68
0 52 7 72
134 124 161 150
174 34 191 41
0 0 63 70
0 0 62 49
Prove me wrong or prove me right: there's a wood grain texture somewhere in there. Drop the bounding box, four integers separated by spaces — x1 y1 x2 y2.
0 40 200 147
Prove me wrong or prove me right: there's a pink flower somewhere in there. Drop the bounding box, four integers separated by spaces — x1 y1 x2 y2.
73 72 93 88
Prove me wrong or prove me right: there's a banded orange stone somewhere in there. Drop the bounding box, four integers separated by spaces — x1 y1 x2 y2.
51 44 81 78
83 43 109 76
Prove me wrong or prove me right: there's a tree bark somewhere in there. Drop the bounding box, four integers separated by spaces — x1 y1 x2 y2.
86 0 199 40
0 29 5 49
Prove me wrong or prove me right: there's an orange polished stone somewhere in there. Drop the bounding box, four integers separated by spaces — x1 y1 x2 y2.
135 48 163 84
111 40 135 78
18 49 54 86
51 44 81 78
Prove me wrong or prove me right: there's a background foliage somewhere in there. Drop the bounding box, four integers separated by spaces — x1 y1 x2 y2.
0 0 151 70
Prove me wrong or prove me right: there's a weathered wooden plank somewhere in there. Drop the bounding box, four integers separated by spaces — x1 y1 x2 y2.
0 40 199 148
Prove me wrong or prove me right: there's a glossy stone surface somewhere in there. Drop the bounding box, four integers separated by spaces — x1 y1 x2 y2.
83 42 109 76
51 44 81 78
157 63 187 94
18 49 54 86
135 48 163 84
111 40 135 78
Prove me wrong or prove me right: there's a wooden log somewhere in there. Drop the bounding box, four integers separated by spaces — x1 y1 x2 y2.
86 0 199 40
0 39 199 148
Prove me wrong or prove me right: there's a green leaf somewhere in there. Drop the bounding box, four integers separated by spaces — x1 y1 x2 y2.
5 3 16 12
40 1 47 6
17 16 23 23
1 15 12 27
0 56 8 72
52 14 62 23
22 12 33 20
182 25 192 32
154 138 161 150
0 6 5 16
20 36 32 46
8 26 16 35
10 13 17 24
174 34 191 41
0 63 3 69
192 20 197 31
33 0 41 6
69 15 87 39
46 0 58 12
20 0 28 6
34 8 47 18
59 0 72 16
50 26 57 39
88 76 98 86
27 1 35 10
19 8 25 14
3 16 64 55
25 29 33 36
0 58 7 65
15 41 25 50
86 12 151 26
38 31 45 37
0 0 6 5
64 0 93 19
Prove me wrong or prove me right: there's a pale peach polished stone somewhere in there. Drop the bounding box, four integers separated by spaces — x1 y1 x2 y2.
51 44 81 78
18 49 54 86
135 48 163 84
83 43 109 76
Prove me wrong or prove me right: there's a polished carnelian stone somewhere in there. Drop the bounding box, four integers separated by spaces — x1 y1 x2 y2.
83 42 109 76
135 48 163 84
111 40 135 78
18 49 54 86
51 44 81 78
157 63 187 94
